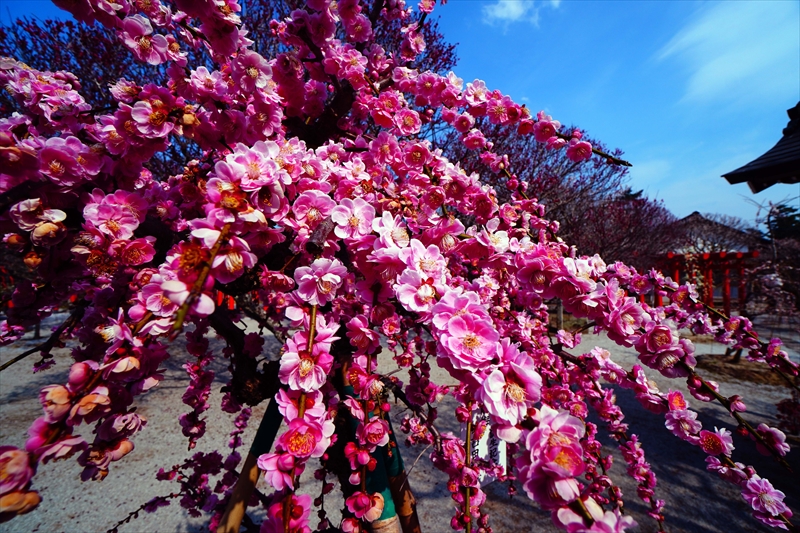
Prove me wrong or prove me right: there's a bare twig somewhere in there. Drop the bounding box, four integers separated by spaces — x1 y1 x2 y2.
380 376 442 453
0 305 85 373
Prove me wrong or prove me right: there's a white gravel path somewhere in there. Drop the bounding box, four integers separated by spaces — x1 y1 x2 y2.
1 313 797 533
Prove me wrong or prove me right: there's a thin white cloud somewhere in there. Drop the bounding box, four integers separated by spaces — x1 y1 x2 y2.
482 0 559 27
657 1 799 104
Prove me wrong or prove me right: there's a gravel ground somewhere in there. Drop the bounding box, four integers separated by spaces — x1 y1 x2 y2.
1 313 798 533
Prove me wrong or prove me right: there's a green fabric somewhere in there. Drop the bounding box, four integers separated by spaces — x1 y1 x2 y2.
342 385 397 520
366 438 396 520
248 387 402 520
382 417 404 478
249 399 282 457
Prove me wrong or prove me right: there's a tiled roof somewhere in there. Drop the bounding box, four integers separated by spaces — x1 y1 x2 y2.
722 102 800 193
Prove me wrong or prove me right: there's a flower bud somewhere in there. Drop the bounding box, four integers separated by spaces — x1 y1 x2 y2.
729 395 746 413
3 233 26 250
68 362 94 392
277 453 295 471
0 447 34 494
23 251 42 269
108 439 134 461
0 490 41 517
39 385 72 423
31 222 66 247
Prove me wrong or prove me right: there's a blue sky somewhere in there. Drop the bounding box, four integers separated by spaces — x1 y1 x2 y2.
434 0 800 222
2 0 799 223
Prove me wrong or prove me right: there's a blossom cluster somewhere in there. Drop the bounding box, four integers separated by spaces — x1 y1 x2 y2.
0 0 797 532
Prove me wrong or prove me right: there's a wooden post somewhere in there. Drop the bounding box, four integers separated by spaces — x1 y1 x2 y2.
667 254 680 285
669 256 680 306
738 261 746 313
722 263 731 316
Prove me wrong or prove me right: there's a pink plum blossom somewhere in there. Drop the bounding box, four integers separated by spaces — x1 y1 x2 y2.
139 278 178 317
67 386 111 426
356 419 390 449
97 413 146 441
331 197 375 239
292 190 335 227
565 137 593 162
210 236 257 284
439 313 499 372
119 15 168 65
38 137 81 187
462 128 487 150
260 494 312 533
605 298 650 346
275 418 331 460
664 409 701 443
705 456 747 485
279 339 333 393
555 498 638 533
453 112 475 133
25 417 85 462
517 406 587 509
83 189 147 240
275 389 326 423
293 258 348 306
480 340 542 427
533 111 561 143
130 100 173 137
394 108 421 136
188 67 228 101
698 427 734 456
373 212 410 249
230 141 282 191
464 79 489 106
753 424 790 457
0 489 41 519
9 199 66 233
84 203 139 240
567 510 637 533
344 442 372 471
112 237 156 266
666 390 688 411
394 270 440 314
400 239 447 280
232 51 272 93
161 280 215 317
430 289 489 330
345 315 380 354
258 451 302 491
742 476 790 518
345 491 384 522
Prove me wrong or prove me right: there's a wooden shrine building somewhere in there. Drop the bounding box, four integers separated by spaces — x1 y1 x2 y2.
661 249 759 316
658 212 762 316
